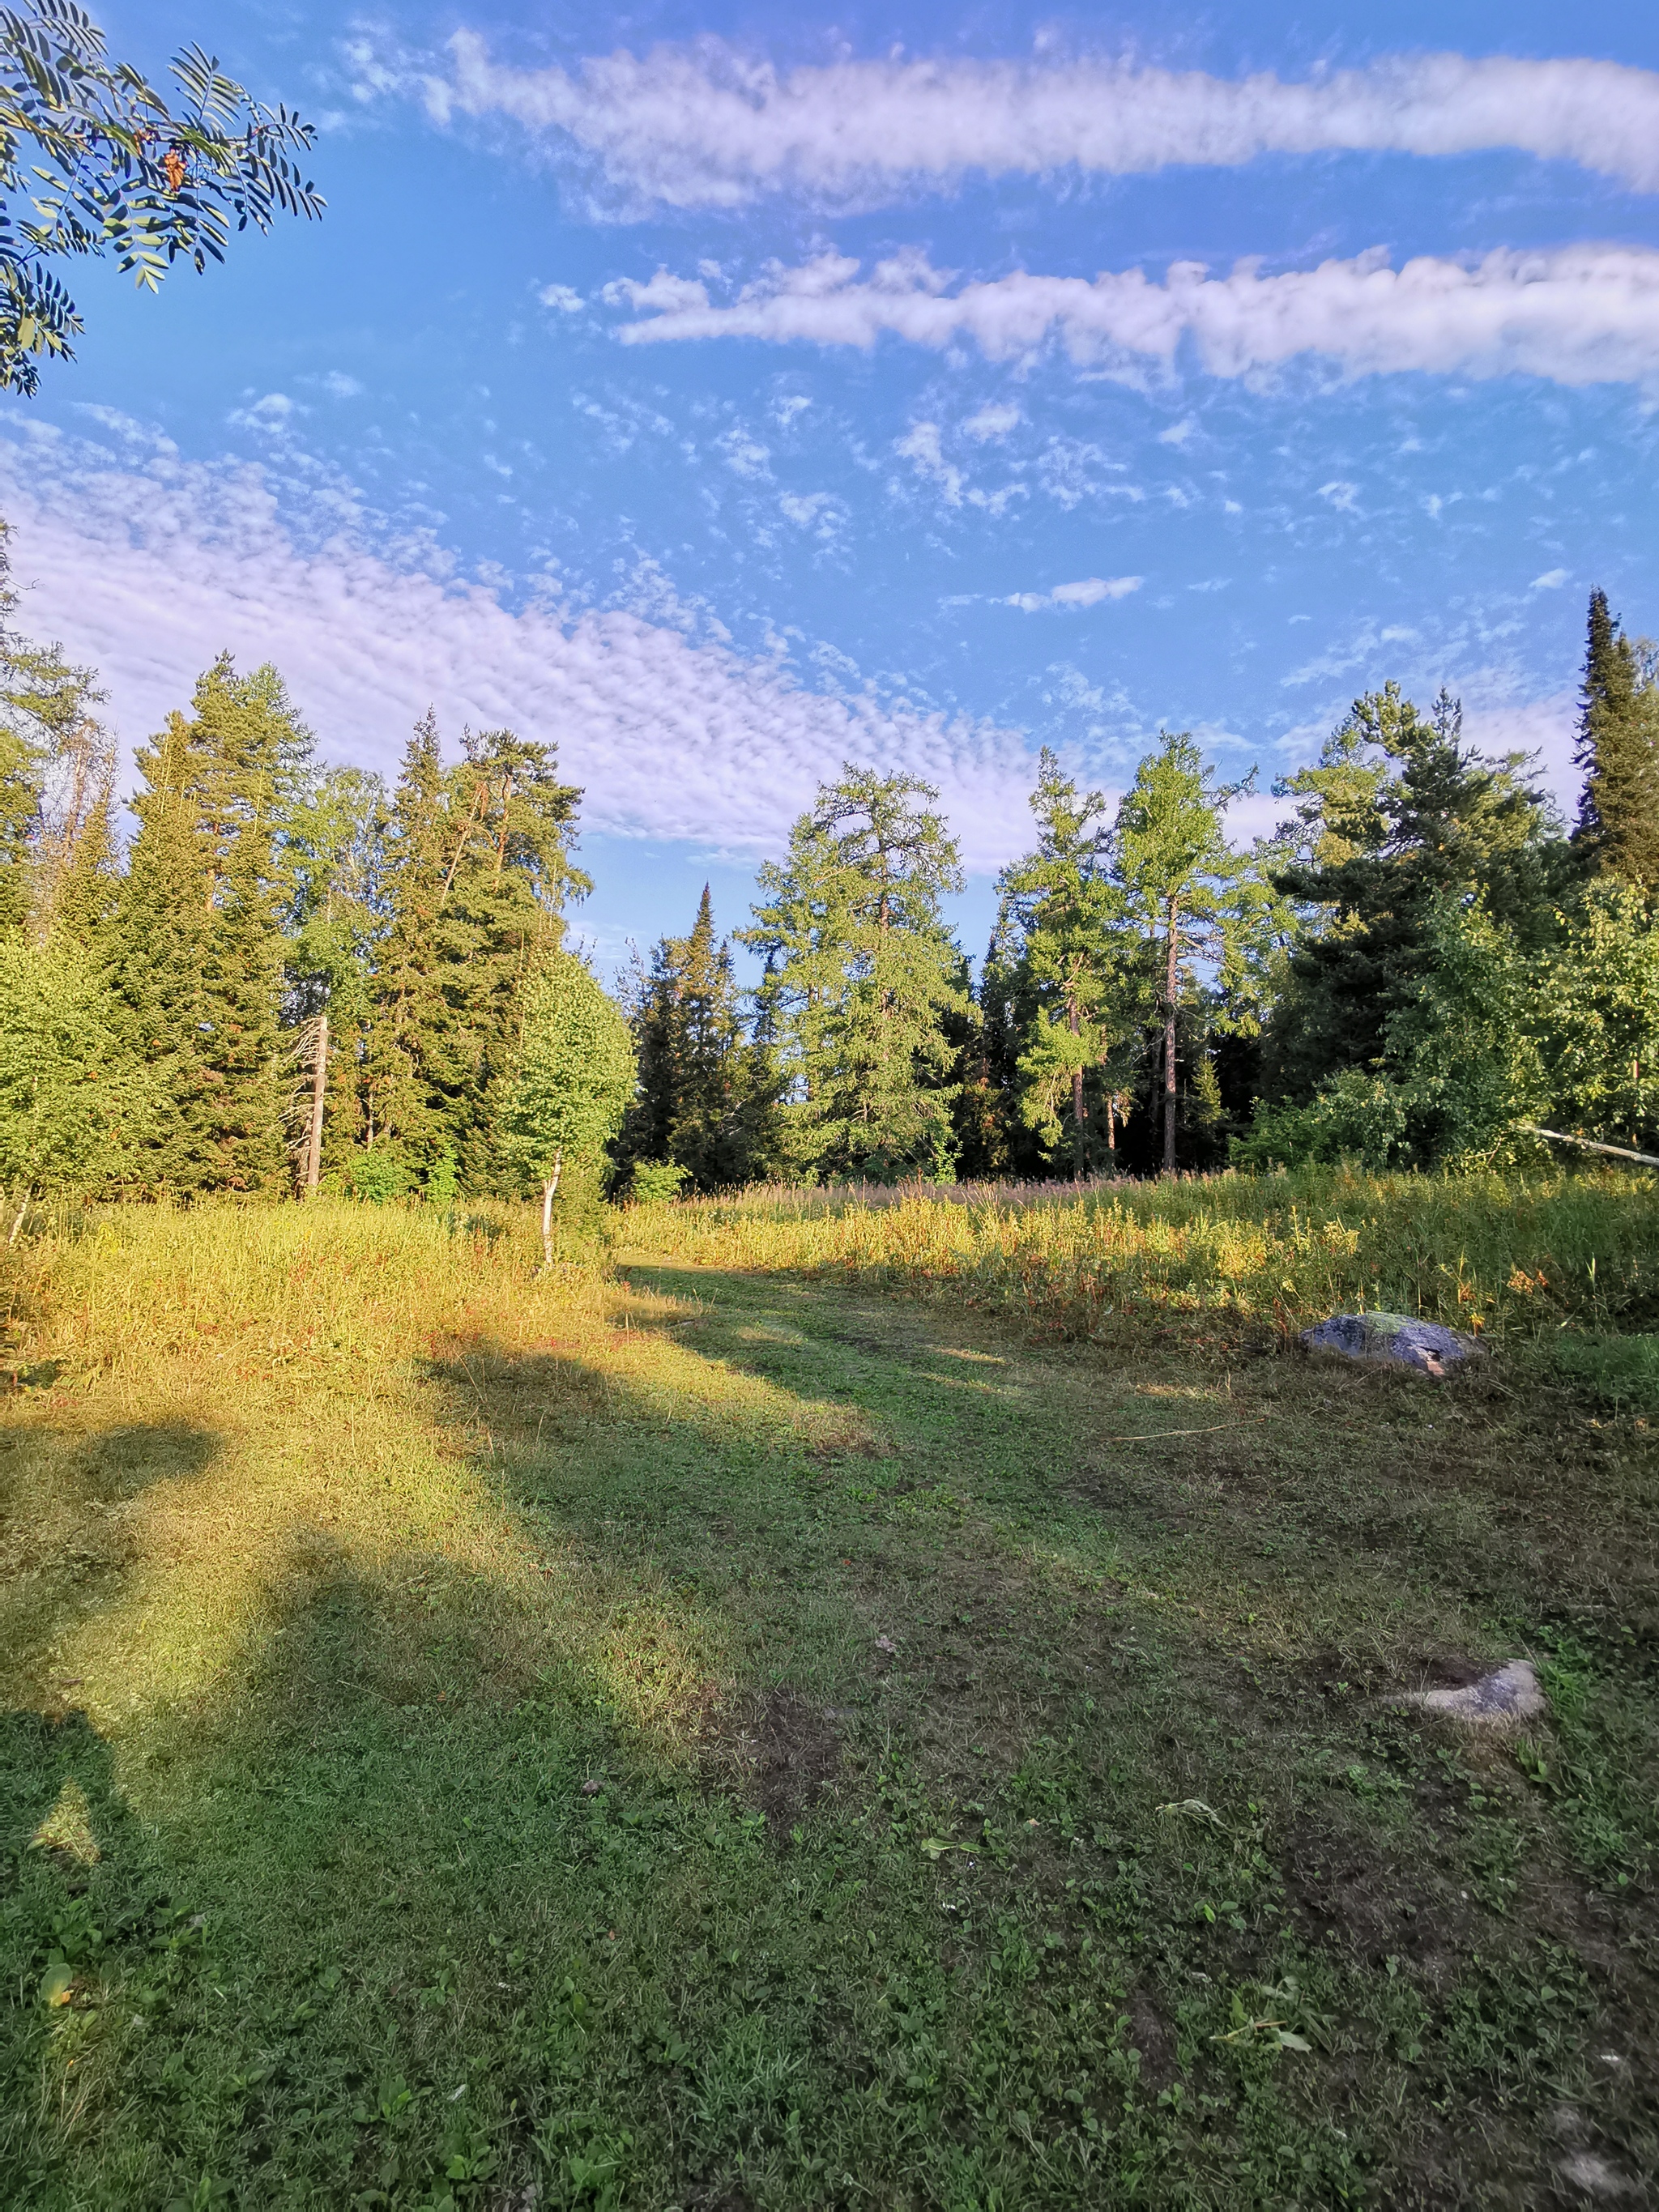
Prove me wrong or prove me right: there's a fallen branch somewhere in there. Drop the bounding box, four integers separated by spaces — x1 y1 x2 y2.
1520 1124 1659 1170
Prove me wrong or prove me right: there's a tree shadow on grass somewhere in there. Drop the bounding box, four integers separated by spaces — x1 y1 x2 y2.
0 1419 224 1686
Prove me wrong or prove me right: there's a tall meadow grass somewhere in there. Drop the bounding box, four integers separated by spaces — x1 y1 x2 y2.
624 1165 1659 1343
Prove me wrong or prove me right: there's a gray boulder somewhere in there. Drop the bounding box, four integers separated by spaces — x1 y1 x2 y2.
1301 1311 1481 1375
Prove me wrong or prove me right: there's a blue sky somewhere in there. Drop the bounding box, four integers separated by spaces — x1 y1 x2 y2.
6 0 1659 974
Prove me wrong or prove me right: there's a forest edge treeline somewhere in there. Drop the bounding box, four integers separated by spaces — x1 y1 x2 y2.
2 518 1657 1224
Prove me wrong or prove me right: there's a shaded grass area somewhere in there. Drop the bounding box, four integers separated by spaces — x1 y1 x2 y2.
2 1203 1657 2207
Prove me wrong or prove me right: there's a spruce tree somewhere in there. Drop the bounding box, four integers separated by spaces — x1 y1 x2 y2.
362 717 589 1192
113 710 215 1189
363 711 450 1164
438 727 589 1188
192 658 296 1191
1573 589 1659 893
113 658 301 1192
1265 684 1565 1104
618 886 775 1191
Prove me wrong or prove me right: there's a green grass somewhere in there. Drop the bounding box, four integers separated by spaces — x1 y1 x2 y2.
2 1192 1657 2207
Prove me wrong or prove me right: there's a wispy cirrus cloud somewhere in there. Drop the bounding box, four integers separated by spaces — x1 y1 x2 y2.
611 245 1659 393
426 36 1659 209
0 416 1042 871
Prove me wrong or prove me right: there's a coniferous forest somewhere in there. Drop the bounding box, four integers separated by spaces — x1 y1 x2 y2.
4 531 1658 1225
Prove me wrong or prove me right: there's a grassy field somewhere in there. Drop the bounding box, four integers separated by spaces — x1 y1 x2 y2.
624 1167 1659 1353
2 1178 1657 2208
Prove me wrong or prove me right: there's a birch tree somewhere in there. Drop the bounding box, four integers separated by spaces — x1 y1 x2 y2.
498 952 634 1264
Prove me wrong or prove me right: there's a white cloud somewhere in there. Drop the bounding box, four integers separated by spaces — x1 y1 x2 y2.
433 36 1659 207
717 428 771 478
614 244 1659 394
1530 565 1570 588
1319 480 1360 512
966 483 1028 518
1005 576 1142 612
894 420 962 505
778 489 847 537
1036 435 1138 510
539 283 586 312
320 372 363 399
1158 416 1199 446
772 394 812 424
0 417 1043 872
228 392 297 433
962 399 1022 442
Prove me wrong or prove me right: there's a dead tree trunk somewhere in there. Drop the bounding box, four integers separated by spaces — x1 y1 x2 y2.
304 1014 328 1198
539 1149 564 1268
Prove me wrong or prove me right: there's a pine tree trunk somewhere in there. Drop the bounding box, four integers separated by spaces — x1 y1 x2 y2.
304 1014 328 1197
540 1149 563 1268
1106 1093 1116 1168
1163 898 1179 1174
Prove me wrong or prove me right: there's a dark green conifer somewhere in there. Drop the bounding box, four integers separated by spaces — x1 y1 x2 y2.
113 658 301 1191
114 710 215 1188
438 727 588 1188
192 659 296 1190
618 885 776 1191
1573 588 1659 892
363 711 450 1161
362 718 588 1191
1265 684 1566 1103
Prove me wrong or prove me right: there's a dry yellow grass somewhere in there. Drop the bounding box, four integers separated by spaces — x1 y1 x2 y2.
624 1164 1659 1343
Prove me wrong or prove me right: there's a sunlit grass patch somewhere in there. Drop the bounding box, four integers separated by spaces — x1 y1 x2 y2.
625 1162 1659 1345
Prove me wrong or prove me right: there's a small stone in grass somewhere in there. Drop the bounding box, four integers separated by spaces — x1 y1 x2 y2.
1397 1660 1546 1727
580 1778 601 1796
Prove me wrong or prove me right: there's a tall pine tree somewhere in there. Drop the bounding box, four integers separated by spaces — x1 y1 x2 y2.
1112 734 1273 1174
747 767 966 1182
996 751 1138 1178
1573 588 1659 893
